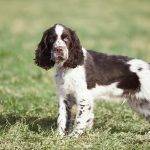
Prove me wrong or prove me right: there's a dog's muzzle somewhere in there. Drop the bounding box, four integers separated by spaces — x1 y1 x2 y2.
53 46 66 63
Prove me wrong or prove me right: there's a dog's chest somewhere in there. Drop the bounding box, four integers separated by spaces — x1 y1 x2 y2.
55 66 86 94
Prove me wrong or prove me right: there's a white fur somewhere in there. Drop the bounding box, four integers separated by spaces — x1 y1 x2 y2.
55 24 63 37
89 83 123 100
57 95 67 136
139 108 150 118
54 25 68 64
128 59 150 101
55 65 86 95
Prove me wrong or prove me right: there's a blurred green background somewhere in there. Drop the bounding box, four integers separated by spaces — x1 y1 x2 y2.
0 0 150 149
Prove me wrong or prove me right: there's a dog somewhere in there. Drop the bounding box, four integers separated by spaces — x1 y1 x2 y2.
34 23 150 137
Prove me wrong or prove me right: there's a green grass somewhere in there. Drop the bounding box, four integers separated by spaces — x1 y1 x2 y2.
0 0 150 149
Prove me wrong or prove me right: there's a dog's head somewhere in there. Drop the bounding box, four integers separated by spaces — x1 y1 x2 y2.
34 24 84 70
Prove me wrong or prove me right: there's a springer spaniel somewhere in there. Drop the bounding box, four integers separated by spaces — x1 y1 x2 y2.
34 24 150 137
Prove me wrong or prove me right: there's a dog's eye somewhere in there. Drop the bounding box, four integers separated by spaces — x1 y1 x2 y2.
62 34 69 42
63 37 68 42
49 35 56 43
49 37 54 43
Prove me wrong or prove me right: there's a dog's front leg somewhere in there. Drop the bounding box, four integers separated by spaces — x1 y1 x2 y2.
70 94 94 138
57 95 67 137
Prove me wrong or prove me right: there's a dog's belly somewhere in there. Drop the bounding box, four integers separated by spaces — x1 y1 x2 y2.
88 82 124 101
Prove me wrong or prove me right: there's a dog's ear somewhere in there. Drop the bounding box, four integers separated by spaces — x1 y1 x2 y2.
63 29 84 68
34 30 55 70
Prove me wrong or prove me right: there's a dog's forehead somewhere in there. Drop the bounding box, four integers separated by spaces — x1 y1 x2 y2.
55 24 64 37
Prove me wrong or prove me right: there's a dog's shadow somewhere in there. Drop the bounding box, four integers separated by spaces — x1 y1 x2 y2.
1 113 149 136
0 113 57 133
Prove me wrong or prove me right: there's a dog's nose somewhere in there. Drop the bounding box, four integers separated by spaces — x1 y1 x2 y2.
54 47 63 53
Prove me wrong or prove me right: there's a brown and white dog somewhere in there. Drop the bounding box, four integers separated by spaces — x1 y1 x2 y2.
34 24 150 137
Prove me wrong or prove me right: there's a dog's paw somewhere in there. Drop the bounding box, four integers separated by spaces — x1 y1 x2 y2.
68 130 84 138
57 129 66 138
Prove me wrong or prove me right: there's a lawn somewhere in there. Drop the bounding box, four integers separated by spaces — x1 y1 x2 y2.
0 0 150 149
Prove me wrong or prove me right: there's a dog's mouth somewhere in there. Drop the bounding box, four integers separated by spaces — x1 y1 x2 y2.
53 48 68 64
54 54 65 63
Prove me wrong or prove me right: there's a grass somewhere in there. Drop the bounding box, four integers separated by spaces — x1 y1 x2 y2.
0 0 150 149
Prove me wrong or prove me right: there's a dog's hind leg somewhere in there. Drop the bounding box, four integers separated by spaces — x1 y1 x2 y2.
127 59 150 121
127 98 150 121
